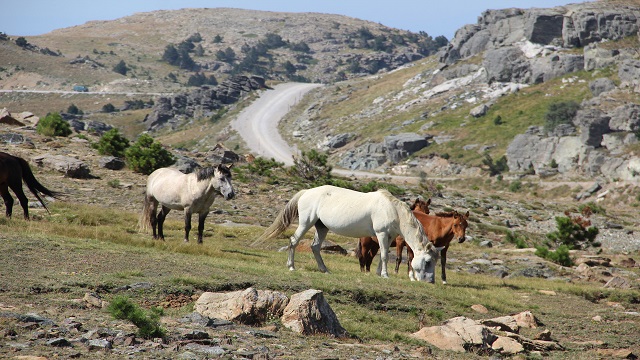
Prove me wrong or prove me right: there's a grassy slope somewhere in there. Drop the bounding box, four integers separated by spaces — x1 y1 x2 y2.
1 201 638 358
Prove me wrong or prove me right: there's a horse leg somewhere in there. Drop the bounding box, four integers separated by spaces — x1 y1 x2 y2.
367 240 379 273
311 221 330 273
157 206 170 240
196 212 208 244
357 239 366 272
441 246 449 284
8 182 29 220
375 233 390 278
0 185 14 218
183 209 192 243
394 238 403 274
287 220 314 271
406 244 414 275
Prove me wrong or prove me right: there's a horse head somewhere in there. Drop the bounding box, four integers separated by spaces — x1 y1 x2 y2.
409 243 443 283
410 198 431 214
453 210 470 243
215 163 235 200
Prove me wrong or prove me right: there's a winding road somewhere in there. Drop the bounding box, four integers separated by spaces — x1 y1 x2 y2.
232 82 417 182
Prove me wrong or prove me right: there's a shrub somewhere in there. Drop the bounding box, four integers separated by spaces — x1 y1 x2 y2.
493 115 503 125
67 104 81 115
546 214 599 249
509 180 522 192
94 128 130 158
482 153 508 176
107 296 165 339
247 157 284 177
505 231 527 248
578 202 606 215
125 134 175 175
544 100 579 133
102 103 116 113
113 60 128 75
37 112 72 137
535 244 573 266
288 149 333 186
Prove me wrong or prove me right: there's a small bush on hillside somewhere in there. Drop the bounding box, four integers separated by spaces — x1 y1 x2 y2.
482 153 508 176
67 104 82 115
125 134 175 175
107 296 165 339
94 128 130 158
359 180 404 195
535 244 573 266
102 103 117 113
247 157 284 177
509 180 522 192
578 202 606 215
546 213 600 249
288 149 333 185
505 231 527 248
37 112 72 137
544 100 579 133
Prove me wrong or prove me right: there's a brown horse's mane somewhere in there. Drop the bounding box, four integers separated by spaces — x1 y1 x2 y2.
434 211 458 217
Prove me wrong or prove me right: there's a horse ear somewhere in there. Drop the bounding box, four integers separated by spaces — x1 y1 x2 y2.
464 211 469 219
426 198 431 205
227 163 234 170
435 246 445 253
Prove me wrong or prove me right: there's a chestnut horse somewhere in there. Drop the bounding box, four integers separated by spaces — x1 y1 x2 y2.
0 151 61 219
358 209 469 284
355 198 430 273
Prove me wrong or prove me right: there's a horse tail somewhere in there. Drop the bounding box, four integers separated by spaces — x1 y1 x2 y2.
251 189 305 247
139 194 153 232
355 238 363 259
16 156 62 214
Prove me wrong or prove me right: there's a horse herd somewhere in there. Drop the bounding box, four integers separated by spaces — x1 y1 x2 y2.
1 151 469 284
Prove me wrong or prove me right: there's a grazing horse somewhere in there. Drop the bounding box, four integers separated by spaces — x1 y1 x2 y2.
358 210 469 284
0 151 61 219
140 164 235 243
255 185 441 282
356 198 430 272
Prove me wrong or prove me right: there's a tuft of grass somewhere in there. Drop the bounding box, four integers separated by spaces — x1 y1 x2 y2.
107 296 166 339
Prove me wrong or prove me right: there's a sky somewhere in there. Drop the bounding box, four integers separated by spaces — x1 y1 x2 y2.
4 0 586 40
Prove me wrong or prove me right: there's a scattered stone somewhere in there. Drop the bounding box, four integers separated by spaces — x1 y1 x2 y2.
538 290 557 296
471 304 489 314
31 154 91 178
99 156 125 170
491 335 524 354
47 337 72 347
83 292 107 308
596 348 637 359
195 287 289 325
412 316 497 353
604 276 632 289
592 315 602 322
281 289 347 337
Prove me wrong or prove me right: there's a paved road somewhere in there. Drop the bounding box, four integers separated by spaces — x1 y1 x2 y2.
231 82 322 166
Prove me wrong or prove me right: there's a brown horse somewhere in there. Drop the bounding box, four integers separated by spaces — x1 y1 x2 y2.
355 198 430 272
358 208 469 284
396 210 469 284
0 151 61 219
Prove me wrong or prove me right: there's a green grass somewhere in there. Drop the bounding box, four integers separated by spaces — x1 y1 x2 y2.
1 200 638 354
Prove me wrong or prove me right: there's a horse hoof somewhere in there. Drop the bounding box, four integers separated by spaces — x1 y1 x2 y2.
442 281 448 285
288 267 296 271
184 239 189 243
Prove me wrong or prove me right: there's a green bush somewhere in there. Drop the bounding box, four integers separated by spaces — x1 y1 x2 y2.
482 153 508 176
102 103 116 113
505 231 527 248
508 180 522 192
107 296 165 339
125 134 175 175
546 215 599 249
94 128 130 158
535 244 573 266
37 112 72 137
247 157 284 177
544 101 579 133
288 149 333 185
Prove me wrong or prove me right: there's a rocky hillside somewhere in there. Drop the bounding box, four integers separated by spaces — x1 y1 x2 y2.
1 8 440 93
278 0 640 184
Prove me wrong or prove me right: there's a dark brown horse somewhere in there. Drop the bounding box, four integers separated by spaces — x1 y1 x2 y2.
0 151 61 219
358 208 469 284
355 198 430 273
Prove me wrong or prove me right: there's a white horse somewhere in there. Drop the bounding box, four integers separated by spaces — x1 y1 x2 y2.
256 185 442 282
140 164 235 243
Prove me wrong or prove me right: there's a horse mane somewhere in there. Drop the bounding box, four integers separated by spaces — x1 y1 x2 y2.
196 164 231 181
377 189 429 248
435 211 458 217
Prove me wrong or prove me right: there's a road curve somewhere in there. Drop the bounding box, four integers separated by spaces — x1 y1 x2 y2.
231 82 322 166
232 82 419 183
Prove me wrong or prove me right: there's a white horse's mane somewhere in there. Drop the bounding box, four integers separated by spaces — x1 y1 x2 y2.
377 189 429 248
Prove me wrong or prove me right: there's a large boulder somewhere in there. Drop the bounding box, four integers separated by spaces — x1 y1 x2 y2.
412 316 497 353
31 154 91 178
384 133 429 163
194 288 289 326
483 47 531 83
281 289 347 337
573 108 611 148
